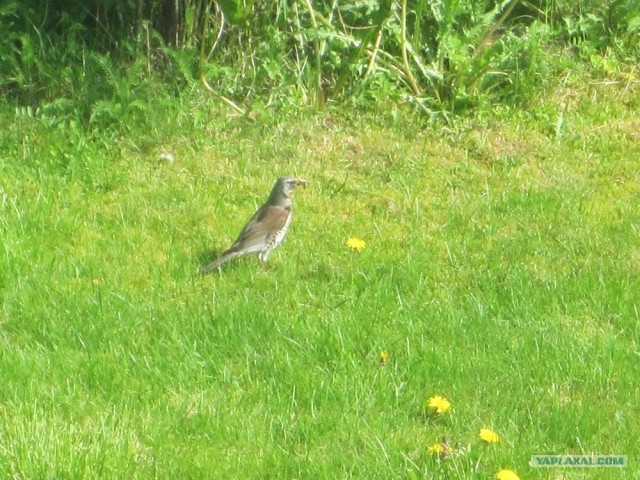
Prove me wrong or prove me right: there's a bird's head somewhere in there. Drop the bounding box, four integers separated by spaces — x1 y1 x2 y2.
272 176 308 200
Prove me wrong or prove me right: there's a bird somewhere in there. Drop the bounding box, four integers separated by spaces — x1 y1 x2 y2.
199 176 308 274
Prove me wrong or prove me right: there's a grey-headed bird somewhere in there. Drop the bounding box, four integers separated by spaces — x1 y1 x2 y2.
200 176 307 274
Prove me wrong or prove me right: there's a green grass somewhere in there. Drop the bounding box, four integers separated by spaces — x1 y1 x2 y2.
1 80 639 479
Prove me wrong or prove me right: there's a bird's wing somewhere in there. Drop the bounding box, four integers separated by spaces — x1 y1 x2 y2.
227 205 291 253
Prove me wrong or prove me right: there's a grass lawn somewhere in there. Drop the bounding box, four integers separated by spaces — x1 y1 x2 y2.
1 80 638 479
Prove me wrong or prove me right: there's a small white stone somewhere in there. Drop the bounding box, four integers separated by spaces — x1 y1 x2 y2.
159 152 175 164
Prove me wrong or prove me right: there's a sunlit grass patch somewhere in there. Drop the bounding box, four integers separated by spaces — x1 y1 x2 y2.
1 84 639 478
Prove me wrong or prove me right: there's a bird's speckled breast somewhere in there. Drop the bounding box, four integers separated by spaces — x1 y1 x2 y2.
267 210 292 251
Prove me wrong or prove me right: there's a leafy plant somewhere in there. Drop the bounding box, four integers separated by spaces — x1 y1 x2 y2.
1 0 638 119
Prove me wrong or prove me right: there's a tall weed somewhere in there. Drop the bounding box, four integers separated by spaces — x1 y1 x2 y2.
1 0 638 121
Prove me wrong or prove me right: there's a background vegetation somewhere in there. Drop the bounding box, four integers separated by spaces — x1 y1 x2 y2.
1 0 639 479
2 0 639 117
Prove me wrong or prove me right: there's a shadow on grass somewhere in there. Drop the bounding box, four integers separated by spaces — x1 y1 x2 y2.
196 248 221 266
195 248 262 274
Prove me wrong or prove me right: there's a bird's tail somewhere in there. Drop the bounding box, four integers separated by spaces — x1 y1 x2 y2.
199 250 243 275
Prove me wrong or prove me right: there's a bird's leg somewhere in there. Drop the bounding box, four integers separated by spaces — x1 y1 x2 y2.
257 251 271 269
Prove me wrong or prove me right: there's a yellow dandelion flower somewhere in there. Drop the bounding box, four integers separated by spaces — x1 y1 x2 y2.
379 351 389 366
496 469 520 480
427 443 444 455
346 237 366 251
479 428 500 444
426 395 451 415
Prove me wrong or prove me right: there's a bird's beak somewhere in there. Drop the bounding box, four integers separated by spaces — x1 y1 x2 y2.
296 178 308 188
